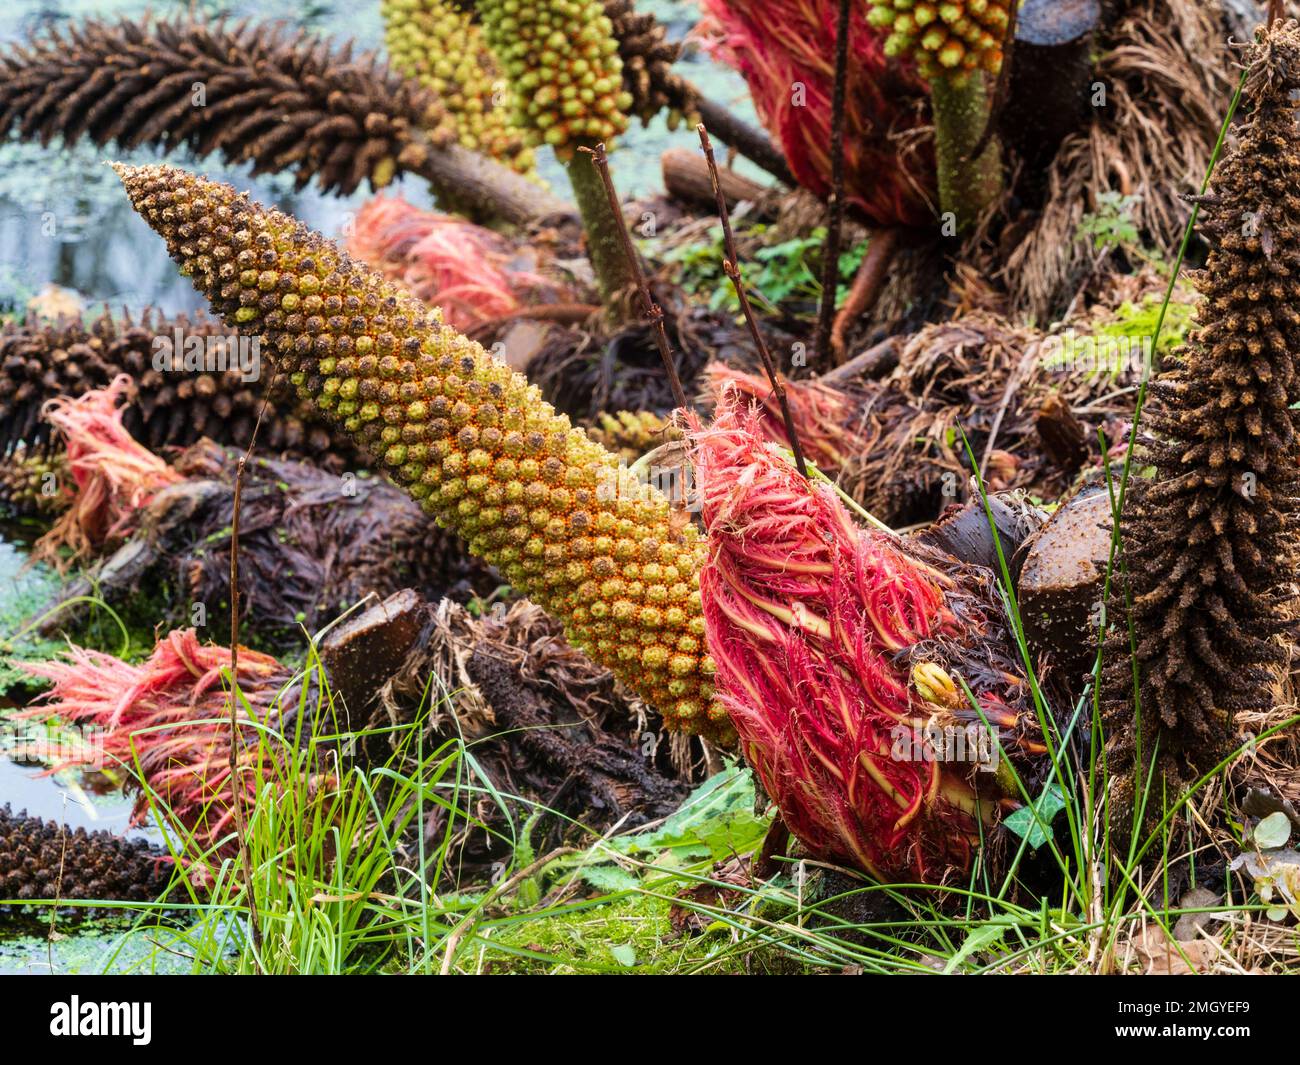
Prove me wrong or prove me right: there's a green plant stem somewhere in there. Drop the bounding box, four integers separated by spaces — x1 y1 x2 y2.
931 75 1003 232
565 144 639 314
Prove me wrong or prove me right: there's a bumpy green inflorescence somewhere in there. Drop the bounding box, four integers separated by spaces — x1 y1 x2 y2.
867 0 1012 81
114 163 727 741
0 447 70 519
477 0 633 158
585 410 673 464
382 0 535 174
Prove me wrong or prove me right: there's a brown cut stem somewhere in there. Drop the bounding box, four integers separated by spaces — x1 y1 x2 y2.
754 816 792 880
813 0 852 362
830 228 901 361
661 147 769 213
698 123 809 480
578 143 688 412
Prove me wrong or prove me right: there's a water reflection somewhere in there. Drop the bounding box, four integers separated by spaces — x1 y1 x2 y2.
0 758 155 840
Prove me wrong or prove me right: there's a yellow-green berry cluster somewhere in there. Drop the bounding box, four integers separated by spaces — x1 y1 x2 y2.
115 163 730 742
868 0 1012 80
0 447 70 519
477 0 633 159
585 410 674 464
382 0 535 174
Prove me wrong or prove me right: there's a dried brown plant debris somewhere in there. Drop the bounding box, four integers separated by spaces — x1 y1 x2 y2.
0 15 454 196
1002 0 1235 320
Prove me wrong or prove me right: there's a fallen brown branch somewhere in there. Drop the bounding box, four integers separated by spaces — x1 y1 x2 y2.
689 91 795 187
817 336 901 386
661 147 768 212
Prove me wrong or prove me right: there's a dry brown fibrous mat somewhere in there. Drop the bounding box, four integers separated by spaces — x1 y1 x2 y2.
370 598 693 878
0 15 453 196
0 310 360 469
166 442 496 646
834 313 1139 526
33 439 495 647
524 298 736 421
1001 0 1235 321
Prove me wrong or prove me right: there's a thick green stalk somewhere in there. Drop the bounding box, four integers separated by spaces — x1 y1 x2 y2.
566 148 639 312
931 75 1002 232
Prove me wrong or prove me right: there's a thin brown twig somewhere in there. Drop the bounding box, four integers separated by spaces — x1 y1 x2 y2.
698 123 809 479
814 0 852 363
226 370 282 969
577 143 688 412
48 808 67 973
1269 1 1284 27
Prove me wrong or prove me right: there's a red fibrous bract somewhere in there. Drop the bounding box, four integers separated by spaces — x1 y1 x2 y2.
34 375 181 568
347 194 558 329
697 0 934 228
18 630 294 859
702 362 869 474
693 394 1040 882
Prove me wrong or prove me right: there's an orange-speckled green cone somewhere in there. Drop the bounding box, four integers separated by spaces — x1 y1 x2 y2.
866 0 1008 230
867 0 1012 79
112 162 727 742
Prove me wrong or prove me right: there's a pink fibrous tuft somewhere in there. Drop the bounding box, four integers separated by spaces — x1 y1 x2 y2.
702 362 871 473
693 391 1038 882
17 630 295 860
695 0 934 228
347 194 562 329
34 375 181 567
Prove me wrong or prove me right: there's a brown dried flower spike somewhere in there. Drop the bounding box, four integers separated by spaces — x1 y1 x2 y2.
1101 20 1300 835
0 15 454 195
0 309 358 467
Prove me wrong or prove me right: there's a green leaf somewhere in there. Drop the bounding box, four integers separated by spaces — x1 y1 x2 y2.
1253 811 1293 850
1003 783 1068 849
610 944 637 967
573 864 641 893
943 916 1017 973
